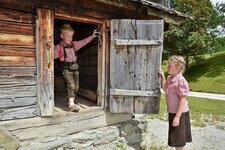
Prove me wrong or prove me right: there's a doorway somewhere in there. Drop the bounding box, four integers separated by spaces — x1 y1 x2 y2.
54 19 99 113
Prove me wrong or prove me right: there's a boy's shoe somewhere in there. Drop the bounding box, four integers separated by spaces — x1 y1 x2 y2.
68 104 80 112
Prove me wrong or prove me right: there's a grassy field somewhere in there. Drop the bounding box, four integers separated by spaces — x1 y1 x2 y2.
148 94 225 127
162 51 225 94
186 51 225 94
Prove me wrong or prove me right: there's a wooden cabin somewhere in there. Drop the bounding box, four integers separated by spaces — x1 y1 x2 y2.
0 0 186 149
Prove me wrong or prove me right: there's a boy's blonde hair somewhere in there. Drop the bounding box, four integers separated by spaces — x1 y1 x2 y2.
169 55 186 73
60 24 74 34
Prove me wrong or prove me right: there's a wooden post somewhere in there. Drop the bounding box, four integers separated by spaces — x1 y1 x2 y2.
97 23 105 107
36 8 54 116
97 20 110 109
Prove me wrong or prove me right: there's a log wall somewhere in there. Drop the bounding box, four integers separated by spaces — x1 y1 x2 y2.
0 8 38 120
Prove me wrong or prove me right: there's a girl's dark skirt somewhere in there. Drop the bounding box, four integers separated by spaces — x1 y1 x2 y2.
168 111 192 147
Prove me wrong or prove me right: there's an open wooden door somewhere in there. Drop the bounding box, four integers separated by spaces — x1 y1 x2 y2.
110 19 163 114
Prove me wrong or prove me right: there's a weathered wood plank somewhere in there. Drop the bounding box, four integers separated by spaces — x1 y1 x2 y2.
0 56 35 67
0 109 104 132
115 39 163 45
110 96 133 113
0 20 35 35
146 47 161 90
110 20 136 113
110 19 135 90
0 47 35 57
103 20 111 108
0 8 35 23
0 67 36 76
55 10 103 24
0 85 36 99
0 0 185 25
0 45 35 49
110 89 160 97
0 105 38 121
133 20 153 114
110 20 163 114
134 96 160 114
0 97 37 109
0 33 35 47
36 8 54 116
0 76 36 87
0 109 132 141
144 20 163 91
134 20 163 114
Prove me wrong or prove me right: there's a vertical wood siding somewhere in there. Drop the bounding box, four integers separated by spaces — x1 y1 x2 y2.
0 8 38 120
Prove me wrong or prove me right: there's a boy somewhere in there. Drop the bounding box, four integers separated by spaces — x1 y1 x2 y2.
54 24 98 112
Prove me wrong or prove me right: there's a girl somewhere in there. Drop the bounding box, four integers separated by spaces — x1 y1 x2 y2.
160 55 192 150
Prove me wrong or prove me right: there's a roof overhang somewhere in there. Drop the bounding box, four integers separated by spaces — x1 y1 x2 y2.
95 0 187 25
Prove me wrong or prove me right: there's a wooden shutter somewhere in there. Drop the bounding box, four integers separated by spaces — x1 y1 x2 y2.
36 8 54 116
110 19 163 114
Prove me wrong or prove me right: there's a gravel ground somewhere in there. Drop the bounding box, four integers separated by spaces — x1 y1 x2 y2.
144 119 225 150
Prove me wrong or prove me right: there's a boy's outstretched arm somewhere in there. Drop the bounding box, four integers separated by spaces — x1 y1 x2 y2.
73 29 99 51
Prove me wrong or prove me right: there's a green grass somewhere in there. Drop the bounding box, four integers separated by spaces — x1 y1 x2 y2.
186 51 225 94
148 94 225 127
162 51 225 94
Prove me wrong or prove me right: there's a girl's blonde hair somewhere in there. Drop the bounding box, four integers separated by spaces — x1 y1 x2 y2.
169 55 186 73
60 24 74 34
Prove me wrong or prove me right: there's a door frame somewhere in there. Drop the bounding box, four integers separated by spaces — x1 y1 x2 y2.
54 12 107 109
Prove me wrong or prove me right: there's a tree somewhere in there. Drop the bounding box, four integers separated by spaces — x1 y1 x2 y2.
211 2 225 52
164 0 224 69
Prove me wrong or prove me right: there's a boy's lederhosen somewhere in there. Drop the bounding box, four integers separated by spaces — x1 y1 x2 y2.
61 45 79 98
168 111 192 147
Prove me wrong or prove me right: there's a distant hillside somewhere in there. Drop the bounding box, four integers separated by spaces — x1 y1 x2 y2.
185 52 225 94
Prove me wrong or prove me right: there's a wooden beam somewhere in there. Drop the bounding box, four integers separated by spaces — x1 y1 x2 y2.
55 11 103 24
110 89 160 97
0 7 35 23
0 97 37 109
0 76 36 87
0 56 35 67
0 33 35 47
0 21 35 35
0 109 132 141
97 23 105 107
115 39 163 46
0 67 36 76
36 8 54 116
147 8 186 25
0 85 36 99
0 105 37 121
0 48 35 57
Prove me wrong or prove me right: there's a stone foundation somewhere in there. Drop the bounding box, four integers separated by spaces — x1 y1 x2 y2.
0 114 147 150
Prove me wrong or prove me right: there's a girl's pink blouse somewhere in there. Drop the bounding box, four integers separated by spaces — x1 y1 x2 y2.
166 73 190 113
